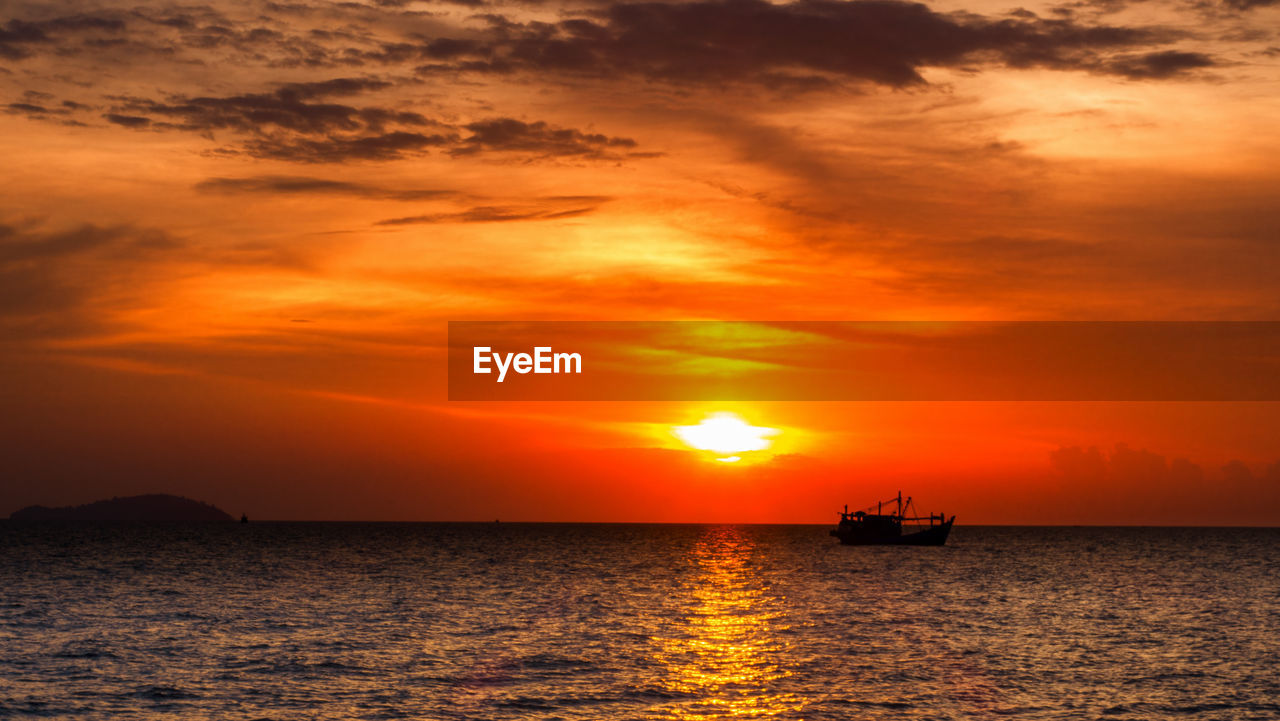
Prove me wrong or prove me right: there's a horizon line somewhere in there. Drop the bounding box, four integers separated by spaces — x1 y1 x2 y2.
4 519 1277 529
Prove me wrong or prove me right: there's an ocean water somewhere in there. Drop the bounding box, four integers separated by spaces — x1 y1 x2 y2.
1 523 1277 720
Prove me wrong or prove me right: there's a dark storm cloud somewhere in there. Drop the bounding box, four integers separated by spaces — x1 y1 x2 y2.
419 0 1205 87
195 175 456 200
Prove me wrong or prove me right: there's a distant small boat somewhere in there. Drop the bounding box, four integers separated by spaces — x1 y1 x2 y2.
831 491 954 546
240 513 249 524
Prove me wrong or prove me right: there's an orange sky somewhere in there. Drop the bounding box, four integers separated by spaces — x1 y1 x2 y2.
2 0 1278 523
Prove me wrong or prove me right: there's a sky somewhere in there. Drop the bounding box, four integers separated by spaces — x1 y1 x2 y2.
1 0 1278 523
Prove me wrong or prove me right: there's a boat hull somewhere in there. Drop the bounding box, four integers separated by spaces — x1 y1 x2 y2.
830 517 954 546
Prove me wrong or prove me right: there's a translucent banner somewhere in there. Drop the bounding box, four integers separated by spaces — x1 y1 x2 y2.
447 321 1280 401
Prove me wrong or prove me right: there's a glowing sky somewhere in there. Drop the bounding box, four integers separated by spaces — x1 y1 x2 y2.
2 0 1278 523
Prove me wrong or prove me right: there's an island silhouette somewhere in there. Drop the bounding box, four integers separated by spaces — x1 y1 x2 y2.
9 494 234 522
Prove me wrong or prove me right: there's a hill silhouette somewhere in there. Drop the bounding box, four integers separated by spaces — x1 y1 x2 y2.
9 494 234 521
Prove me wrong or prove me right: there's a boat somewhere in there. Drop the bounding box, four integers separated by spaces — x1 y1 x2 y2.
830 491 954 546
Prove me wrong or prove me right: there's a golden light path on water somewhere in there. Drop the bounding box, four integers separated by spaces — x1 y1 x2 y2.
651 527 803 719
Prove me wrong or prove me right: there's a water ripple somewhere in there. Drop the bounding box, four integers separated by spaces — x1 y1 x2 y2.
0 523 1277 719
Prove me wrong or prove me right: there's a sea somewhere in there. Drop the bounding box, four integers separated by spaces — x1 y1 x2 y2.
1 523 1277 720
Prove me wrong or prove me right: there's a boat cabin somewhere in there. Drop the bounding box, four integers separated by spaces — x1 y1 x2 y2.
840 510 903 537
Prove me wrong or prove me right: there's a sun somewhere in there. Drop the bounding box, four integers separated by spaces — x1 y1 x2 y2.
672 412 779 462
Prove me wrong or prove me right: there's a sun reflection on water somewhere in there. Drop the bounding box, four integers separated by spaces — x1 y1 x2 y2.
651 526 803 719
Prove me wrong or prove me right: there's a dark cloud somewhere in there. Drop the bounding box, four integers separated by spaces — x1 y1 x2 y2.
424 0 1202 87
104 113 151 128
0 15 126 60
6 103 54 117
0 222 176 338
111 87 410 135
423 37 485 59
7 94 93 122
1050 444 1280 523
1220 0 1278 8
453 118 637 157
0 20 49 60
277 77 394 99
96 78 468 161
2 1 1209 90
1104 50 1216 79
375 197 611 225
195 176 455 200
90 82 638 162
239 130 457 162
0 223 124 263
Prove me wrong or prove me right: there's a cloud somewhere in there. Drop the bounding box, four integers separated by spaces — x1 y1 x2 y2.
0 222 178 339
194 176 456 200
0 223 126 263
98 80 457 160
1220 0 1278 9
104 113 151 128
0 1 1217 93
1104 50 1216 79
6 95 95 126
0 217 336 343
1049 444 1280 523
6 102 64 118
0 15 125 60
867 235 1116 295
420 0 1206 88
38 67 644 162
452 118 638 157
276 77 395 99
110 88 422 135
91 83 641 162
238 130 457 162
375 197 610 225
1051 444 1280 494
0 20 49 60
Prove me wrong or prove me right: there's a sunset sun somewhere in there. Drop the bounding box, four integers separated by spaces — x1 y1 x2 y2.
672 413 779 462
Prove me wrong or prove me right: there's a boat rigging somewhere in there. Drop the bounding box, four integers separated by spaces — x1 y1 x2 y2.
830 491 955 546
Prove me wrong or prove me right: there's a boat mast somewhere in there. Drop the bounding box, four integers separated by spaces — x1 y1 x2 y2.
897 490 902 519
